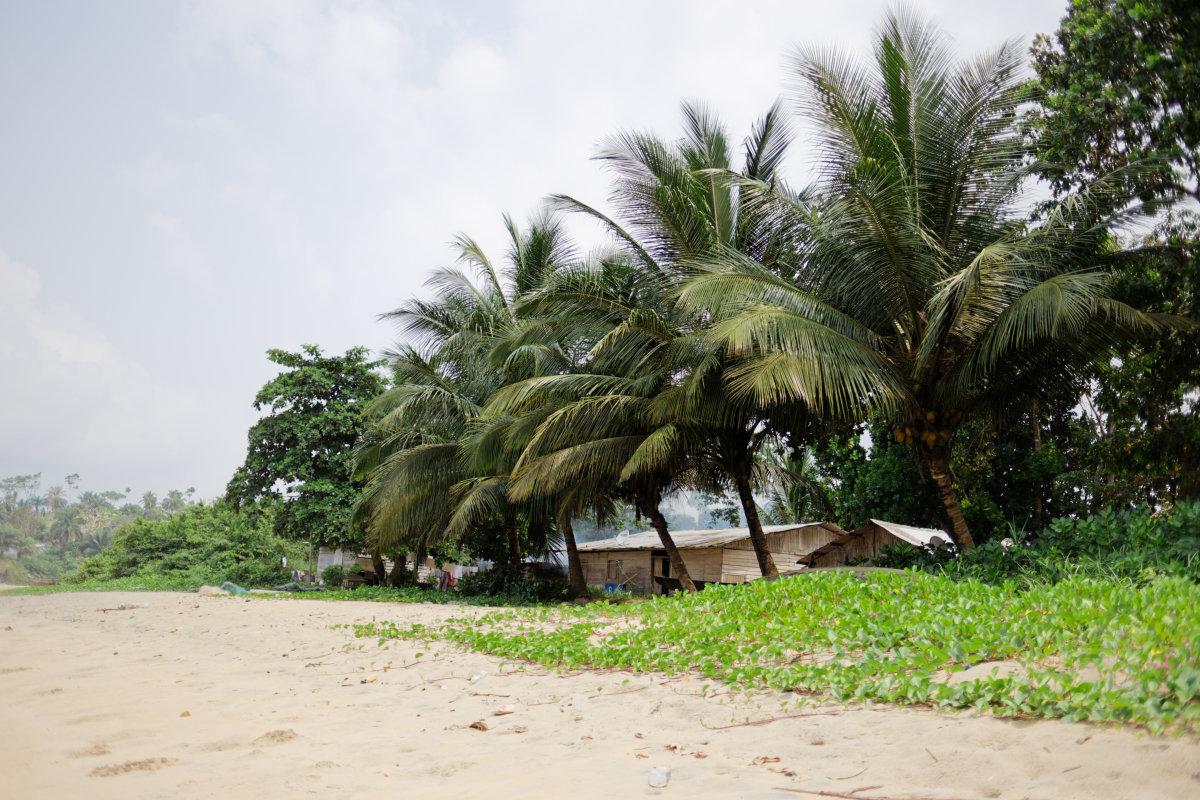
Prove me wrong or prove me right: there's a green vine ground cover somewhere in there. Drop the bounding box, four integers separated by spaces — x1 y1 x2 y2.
354 571 1200 733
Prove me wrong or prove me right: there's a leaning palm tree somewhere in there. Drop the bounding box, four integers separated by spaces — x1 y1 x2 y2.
679 10 1177 549
543 102 806 578
488 256 705 591
356 212 576 568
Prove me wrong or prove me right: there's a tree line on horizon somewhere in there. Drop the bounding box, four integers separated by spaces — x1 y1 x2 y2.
0 473 198 582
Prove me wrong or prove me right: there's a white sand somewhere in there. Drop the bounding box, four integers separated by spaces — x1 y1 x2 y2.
1 591 1197 799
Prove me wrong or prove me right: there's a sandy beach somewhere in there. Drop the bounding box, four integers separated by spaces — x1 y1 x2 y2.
1 591 1197 799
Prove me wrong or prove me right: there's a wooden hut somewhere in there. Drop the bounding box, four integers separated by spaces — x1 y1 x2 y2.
802 518 952 568
576 523 845 594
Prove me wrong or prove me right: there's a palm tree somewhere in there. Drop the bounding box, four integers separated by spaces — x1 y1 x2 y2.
678 10 1176 549
541 102 804 578
45 485 66 512
356 212 577 572
486 254 706 592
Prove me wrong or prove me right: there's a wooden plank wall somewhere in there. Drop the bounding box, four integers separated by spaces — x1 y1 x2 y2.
580 548 727 594
719 548 807 579
580 550 653 594
810 526 897 567
725 524 841 556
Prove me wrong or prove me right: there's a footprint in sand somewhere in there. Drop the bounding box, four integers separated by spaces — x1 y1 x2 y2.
251 729 298 746
89 757 177 777
428 761 477 777
68 744 111 758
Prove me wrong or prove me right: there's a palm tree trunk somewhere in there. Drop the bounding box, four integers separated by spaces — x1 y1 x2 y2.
732 471 779 578
559 514 587 599
503 507 521 568
642 500 697 593
388 552 408 587
412 542 427 582
1030 400 1044 529
926 451 975 550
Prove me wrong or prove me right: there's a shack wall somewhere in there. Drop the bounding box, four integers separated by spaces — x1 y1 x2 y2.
809 526 899 567
580 550 653 594
725 524 841 556
718 548 808 579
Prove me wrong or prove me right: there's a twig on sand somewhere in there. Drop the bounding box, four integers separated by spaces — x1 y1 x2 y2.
775 789 972 800
703 710 842 730
924 748 938 763
849 787 883 795
829 765 867 780
468 692 511 698
588 685 648 699
423 675 470 685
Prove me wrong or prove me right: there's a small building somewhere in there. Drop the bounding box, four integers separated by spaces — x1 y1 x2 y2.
576 522 845 595
802 518 953 568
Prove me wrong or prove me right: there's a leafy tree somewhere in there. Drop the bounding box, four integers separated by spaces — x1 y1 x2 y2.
1031 4 1200 507
227 345 384 548
679 9 1177 549
811 424 941 532
1030 0 1200 201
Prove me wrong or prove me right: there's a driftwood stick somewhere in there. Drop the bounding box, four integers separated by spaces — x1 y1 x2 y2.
588 685 648 699
703 710 842 730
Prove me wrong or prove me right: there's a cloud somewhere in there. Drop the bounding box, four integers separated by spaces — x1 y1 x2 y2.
147 211 215 289
0 248 246 496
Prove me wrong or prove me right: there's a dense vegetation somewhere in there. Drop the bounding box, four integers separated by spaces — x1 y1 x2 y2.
356 570 1200 733
0 472 198 583
338 5 1198 597
65 503 302 589
878 501 1200 585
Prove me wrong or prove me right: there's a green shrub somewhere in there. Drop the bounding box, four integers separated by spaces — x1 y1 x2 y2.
457 567 570 602
321 564 346 588
67 502 301 589
872 502 1200 586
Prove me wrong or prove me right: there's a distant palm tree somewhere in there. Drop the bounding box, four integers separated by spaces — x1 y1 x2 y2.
356 212 577 571
45 485 66 512
679 10 1177 548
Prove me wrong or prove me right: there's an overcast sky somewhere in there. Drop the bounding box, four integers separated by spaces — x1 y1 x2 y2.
0 0 1065 498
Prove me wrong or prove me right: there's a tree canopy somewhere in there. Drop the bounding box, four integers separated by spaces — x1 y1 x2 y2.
227 345 384 548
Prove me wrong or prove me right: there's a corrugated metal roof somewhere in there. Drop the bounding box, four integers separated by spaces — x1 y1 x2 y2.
866 518 953 548
575 522 840 552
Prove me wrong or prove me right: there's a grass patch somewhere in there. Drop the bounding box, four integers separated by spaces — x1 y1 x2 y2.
1 575 202 595
272 585 545 606
1 578 546 606
352 570 1200 733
